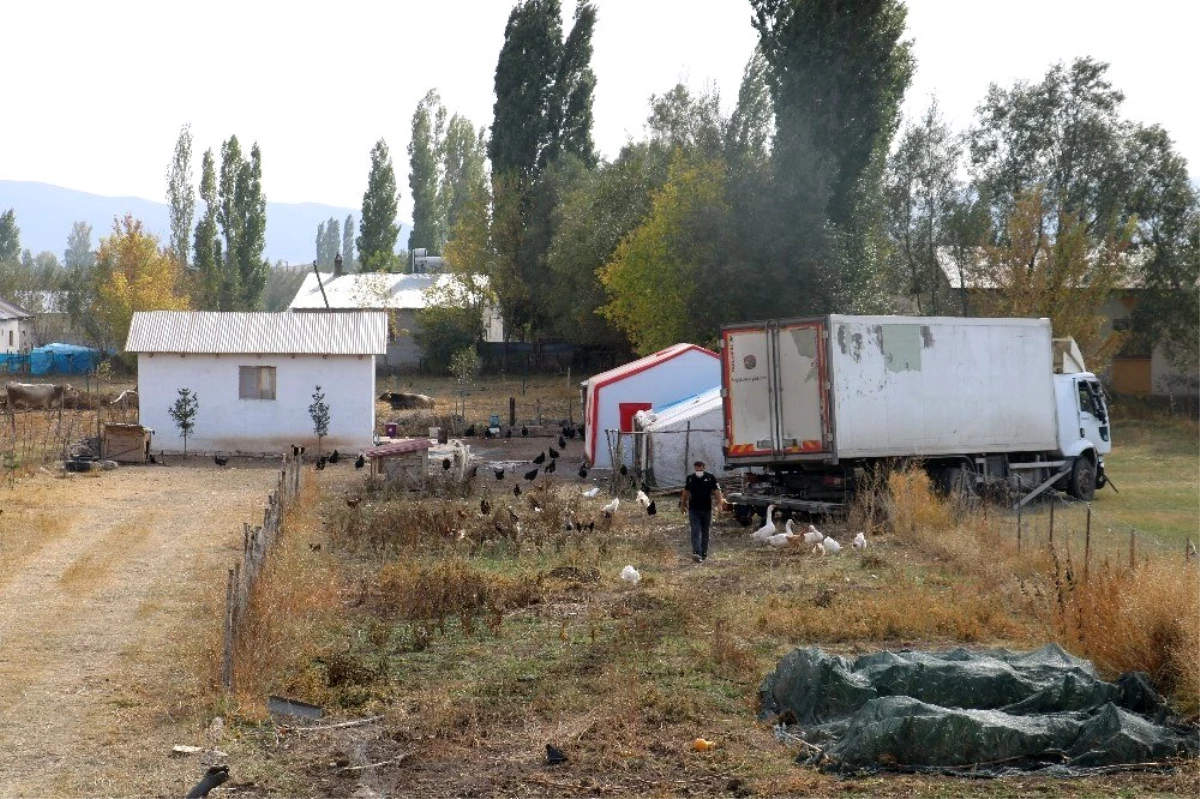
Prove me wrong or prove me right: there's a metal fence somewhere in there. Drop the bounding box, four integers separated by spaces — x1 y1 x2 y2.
220 451 303 691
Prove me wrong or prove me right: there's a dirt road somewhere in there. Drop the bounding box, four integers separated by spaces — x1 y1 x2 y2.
0 459 280 797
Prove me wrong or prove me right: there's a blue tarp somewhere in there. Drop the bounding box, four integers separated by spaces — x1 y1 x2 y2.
30 343 100 376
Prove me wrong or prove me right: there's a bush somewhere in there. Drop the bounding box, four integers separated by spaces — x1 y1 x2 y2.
414 305 481 373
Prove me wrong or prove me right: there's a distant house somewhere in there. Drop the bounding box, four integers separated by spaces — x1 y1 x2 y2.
12 290 78 346
126 310 387 455
289 268 503 370
0 295 32 355
935 252 1198 399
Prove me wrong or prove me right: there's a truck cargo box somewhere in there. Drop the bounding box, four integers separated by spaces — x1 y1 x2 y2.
722 316 1059 465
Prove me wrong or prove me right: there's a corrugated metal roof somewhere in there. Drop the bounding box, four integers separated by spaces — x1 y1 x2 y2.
289 271 490 310
125 311 388 355
585 343 718 385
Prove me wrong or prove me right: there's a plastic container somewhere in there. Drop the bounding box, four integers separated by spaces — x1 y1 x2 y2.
384 423 398 438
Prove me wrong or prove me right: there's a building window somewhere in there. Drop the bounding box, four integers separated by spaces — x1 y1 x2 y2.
1112 317 1132 332
239 365 277 400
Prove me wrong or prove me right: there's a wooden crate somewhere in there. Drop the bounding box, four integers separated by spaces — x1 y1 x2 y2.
103 423 152 463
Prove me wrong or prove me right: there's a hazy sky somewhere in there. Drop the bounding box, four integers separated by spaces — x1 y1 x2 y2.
4 0 1196 221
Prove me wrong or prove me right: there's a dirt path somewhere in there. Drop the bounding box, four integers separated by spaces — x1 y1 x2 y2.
0 459 281 797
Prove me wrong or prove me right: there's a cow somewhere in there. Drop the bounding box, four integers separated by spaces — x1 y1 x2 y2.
379 391 436 410
110 389 139 407
6 382 73 411
6 382 74 433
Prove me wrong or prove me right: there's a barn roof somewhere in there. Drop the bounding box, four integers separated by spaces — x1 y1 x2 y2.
289 271 490 311
0 295 32 320
125 311 388 355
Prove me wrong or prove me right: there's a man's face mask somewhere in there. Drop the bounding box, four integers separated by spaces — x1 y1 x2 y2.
695 468 704 475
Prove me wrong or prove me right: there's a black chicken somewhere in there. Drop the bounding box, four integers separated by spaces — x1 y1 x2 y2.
558 435 567 449
494 467 505 480
578 465 589 479
214 454 229 467
548 446 560 459
316 456 327 470
513 484 521 497
329 449 340 464
505 428 513 438
521 426 528 437
442 457 452 470
545 743 568 765
532 452 546 465
646 500 657 516
480 497 491 515
545 458 557 473
523 467 539 481
466 424 476 437
619 463 628 476
291 444 300 457
484 427 494 439
355 453 365 470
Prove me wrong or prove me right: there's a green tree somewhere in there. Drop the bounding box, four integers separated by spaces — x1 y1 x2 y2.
315 217 340 268
0 209 20 263
342 214 355 270
409 89 447 254
165 123 195 265
214 136 269 309
883 99 965 315
64 221 95 271
168 388 199 455
309 385 330 455
441 115 488 238
751 0 913 312
192 148 222 309
357 138 401 272
263 265 307 311
600 154 732 354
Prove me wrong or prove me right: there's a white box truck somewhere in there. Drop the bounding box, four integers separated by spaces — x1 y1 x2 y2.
720 315 1112 514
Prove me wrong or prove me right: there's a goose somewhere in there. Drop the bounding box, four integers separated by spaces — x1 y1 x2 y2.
751 505 777 541
823 536 842 555
853 531 867 550
803 524 824 545
583 486 601 498
766 532 794 548
620 564 641 585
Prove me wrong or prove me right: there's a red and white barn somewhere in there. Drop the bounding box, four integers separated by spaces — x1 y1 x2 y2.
582 343 720 469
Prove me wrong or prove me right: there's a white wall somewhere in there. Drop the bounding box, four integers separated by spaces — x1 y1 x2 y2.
0 318 32 354
138 352 376 454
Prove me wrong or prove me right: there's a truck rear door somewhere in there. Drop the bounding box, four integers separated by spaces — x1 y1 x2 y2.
722 320 830 463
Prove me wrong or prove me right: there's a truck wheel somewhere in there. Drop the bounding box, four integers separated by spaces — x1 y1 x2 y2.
1068 457 1096 501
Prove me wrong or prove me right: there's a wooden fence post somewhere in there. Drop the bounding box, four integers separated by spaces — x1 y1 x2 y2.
1016 505 1022 553
1048 501 1055 547
1129 530 1136 570
221 567 236 691
509 397 516 427
1084 504 1092 581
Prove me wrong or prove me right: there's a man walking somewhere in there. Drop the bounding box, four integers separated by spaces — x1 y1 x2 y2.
680 459 724 562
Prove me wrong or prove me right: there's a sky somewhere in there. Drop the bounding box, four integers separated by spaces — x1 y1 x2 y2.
3 0 1196 222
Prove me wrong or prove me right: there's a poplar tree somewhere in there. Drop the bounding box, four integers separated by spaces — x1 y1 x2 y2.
408 89 447 254
357 138 401 272
165 123 195 265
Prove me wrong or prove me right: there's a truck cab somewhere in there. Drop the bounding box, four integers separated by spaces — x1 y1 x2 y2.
1053 372 1111 499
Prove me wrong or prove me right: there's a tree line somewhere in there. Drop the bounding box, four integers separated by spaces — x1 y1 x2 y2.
0 0 1195 382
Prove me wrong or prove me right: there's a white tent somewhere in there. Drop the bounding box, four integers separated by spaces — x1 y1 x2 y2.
634 387 734 490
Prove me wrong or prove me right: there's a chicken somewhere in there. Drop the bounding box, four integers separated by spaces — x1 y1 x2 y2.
558 435 567 449
812 541 826 556
620 565 641 585
635 490 650 507
853 531 867 550
480 497 491 516
823 536 842 555
601 497 620 517
328 449 340 464
524 467 539 481
578 465 589 479
646 500 657 516
315 456 327 471
465 424 476 437
214 454 229 467
545 743 568 765
533 452 546 465
583 486 601 498
546 458 557 473
346 496 361 508
442 457 452 470
549 446 560 459
513 484 522 497
803 524 824 545
494 467 505 480
751 504 777 541
354 453 365 470
521 426 529 437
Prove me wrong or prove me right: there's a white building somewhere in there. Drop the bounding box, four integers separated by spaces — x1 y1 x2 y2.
0 295 32 355
126 310 387 455
582 343 721 469
289 271 503 370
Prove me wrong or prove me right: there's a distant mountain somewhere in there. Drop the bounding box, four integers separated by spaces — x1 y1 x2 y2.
0 180 412 266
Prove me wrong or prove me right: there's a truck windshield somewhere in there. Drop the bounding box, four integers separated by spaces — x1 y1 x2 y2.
1077 382 1095 415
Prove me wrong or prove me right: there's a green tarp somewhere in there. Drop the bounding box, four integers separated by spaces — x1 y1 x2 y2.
759 644 1197 775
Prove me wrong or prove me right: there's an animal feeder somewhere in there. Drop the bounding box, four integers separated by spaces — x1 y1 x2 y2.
364 438 432 487
103 423 153 464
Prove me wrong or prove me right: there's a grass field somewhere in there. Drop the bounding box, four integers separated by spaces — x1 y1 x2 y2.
213 384 1199 797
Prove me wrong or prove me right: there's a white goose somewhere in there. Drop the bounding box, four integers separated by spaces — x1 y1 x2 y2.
751 505 777 542
802 524 824 545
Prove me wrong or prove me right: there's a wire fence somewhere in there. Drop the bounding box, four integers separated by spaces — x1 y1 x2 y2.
221 451 303 692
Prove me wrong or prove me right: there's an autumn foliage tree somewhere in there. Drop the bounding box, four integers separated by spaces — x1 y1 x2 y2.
92 215 191 352
971 189 1131 370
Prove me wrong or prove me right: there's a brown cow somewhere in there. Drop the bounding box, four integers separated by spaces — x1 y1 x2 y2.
6 382 73 411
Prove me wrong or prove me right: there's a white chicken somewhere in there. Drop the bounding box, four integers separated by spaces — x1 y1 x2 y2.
635 490 650 507
802 524 824 545
823 535 842 555
620 564 641 585
751 504 777 541
853 531 867 550
601 497 620 517
583 486 601 498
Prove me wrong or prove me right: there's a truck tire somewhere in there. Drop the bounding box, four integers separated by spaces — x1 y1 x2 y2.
1068 456 1096 501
